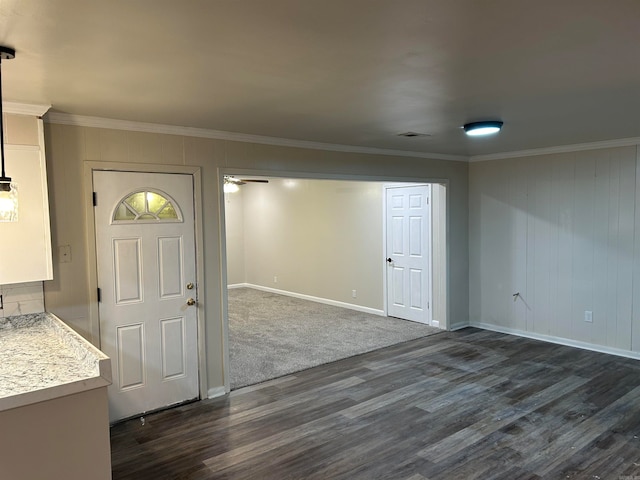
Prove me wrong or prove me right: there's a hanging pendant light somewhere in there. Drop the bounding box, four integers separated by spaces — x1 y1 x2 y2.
0 46 17 222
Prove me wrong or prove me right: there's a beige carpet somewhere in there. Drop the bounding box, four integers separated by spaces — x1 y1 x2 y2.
228 287 442 389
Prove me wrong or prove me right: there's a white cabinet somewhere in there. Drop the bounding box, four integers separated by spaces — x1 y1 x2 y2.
0 129 53 284
0 387 112 480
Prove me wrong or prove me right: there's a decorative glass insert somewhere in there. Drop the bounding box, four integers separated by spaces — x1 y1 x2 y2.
113 189 182 223
0 182 18 222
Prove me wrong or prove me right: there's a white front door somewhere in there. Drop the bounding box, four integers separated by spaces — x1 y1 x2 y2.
385 185 432 324
94 170 199 422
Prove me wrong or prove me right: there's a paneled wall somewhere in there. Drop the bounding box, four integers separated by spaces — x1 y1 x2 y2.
469 146 639 353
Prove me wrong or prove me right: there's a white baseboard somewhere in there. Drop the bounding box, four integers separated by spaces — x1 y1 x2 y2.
207 386 227 399
470 321 640 361
233 283 385 316
449 322 469 331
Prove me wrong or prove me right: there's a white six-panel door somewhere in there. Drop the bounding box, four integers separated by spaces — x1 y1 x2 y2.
94 171 199 422
386 185 432 324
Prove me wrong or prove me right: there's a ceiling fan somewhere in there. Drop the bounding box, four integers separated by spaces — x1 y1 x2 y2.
223 175 268 192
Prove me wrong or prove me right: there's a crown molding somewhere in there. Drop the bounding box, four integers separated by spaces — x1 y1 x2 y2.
44 112 468 162
469 136 640 162
39 112 640 163
3 102 51 117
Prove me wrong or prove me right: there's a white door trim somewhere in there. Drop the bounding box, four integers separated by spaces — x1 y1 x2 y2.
83 161 208 402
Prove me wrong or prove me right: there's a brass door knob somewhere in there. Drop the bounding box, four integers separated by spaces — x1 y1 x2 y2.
186 298 196 306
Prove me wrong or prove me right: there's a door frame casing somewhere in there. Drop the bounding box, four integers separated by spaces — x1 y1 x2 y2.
382 183 433 325
218 168 450 392
84 161 208 402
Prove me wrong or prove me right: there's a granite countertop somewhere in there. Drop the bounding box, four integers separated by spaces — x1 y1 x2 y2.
0 312 111 412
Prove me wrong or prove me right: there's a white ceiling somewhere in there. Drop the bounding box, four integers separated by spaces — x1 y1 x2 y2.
1 0 639 157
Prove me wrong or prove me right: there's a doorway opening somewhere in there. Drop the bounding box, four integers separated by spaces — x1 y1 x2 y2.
383 183 447 328
222 174 448 390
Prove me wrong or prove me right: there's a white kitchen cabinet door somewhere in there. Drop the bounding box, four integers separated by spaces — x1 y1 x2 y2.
0 146 53 284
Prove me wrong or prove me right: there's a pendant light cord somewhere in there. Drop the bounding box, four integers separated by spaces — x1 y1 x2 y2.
0 54 7 181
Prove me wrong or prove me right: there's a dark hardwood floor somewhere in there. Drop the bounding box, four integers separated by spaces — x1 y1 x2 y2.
110 328 640 479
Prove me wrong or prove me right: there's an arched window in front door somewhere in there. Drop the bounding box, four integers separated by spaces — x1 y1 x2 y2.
112 189 183 223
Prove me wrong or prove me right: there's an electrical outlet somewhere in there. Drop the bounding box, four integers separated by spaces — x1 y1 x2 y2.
584 310 593 323
352 290 357 298
274 276 278 283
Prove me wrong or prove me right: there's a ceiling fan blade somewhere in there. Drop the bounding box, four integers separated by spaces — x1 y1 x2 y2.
224 176 245 185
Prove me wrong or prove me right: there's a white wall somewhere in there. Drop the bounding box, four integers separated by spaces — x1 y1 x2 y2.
230 179 384 310
469 146 640 353
224 189 245 285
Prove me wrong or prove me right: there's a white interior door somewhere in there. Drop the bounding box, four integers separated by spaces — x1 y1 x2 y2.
94 170 199 422
385 185 432 324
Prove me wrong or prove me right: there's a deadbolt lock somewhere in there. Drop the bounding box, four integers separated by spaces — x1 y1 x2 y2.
186 282 194 290
186 298 196 306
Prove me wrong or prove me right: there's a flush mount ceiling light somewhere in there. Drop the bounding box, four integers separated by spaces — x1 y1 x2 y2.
463 121 504 137
0 46 18 222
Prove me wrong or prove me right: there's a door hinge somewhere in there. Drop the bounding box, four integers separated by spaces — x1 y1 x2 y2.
92 191 97 207
97 287 101 303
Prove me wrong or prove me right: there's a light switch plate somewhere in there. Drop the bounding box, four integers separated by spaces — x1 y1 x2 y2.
59 245 72 263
